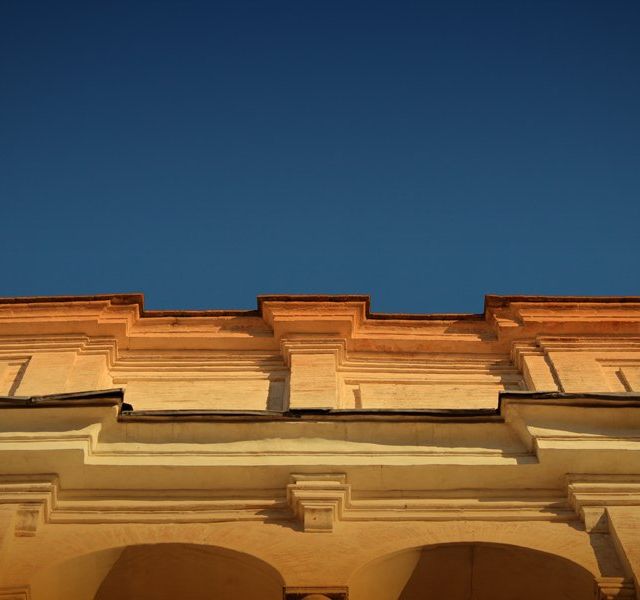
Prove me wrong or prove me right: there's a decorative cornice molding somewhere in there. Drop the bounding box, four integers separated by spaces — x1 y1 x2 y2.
567 475 640 532
3 472 638 538
286 474 574 532
1 294 639 346
280 337 346 367
0 476 285 535
0 474 578 535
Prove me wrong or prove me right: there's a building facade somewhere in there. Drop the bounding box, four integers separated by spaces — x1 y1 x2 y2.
0 294 639 599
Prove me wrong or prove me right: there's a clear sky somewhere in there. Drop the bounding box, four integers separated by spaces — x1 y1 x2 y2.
1 1 639 313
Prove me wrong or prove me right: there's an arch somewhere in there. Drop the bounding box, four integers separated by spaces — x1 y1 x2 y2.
349 542 597 600
29 542 284 600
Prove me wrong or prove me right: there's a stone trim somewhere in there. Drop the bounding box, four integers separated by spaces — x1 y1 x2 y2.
0 587 30 600
567 475 640 532
595 577 636 599
283 587 348 600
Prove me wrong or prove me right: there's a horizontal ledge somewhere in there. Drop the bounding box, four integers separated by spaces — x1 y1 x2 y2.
484 294 640 308
500 391 640 400
0 389 130 410
0 390 501 422
119 408 502 423
499 391 640 408
2 390 640 422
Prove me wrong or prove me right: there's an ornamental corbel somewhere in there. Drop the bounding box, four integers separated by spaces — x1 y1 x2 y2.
286 474 350 533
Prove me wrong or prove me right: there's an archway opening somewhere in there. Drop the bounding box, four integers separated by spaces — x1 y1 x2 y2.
30 543 284 600
350 542 596 600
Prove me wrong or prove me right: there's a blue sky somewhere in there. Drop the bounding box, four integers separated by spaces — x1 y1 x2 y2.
1 1 639 313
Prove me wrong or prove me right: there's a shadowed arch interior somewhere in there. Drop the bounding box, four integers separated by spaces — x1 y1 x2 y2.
349 542 596 600
29 543 284 600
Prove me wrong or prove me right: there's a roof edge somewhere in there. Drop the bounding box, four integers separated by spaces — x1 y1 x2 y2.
0 293 638 321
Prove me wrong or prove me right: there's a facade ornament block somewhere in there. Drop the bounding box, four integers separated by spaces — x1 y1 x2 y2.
0 477 55 537
14 505 42 537
286 474 349 532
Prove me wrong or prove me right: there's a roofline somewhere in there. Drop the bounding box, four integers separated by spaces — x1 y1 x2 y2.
0 293 638 321
0 293 145 306
483 294 640 309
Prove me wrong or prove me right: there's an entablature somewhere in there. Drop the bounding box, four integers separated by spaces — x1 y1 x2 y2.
1 293 640 412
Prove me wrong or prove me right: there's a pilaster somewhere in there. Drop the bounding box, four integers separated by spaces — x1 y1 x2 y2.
281 338 345 409
512 342 559 391
567 476 640 533
0 507 15 577
607 507 640 599
567 477 640 599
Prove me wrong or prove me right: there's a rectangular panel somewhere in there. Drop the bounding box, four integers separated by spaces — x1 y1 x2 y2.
289 353 338 409
358 381 511 410
124 378 284 410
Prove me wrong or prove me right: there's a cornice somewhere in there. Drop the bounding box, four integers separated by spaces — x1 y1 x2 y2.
0 474 575 537
2 392 640 534
4 471 638 537
484 295 640 308
1 391 639 479
3 389 640 419
2 292 639 316
0 293 639 353
0 389 128 410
